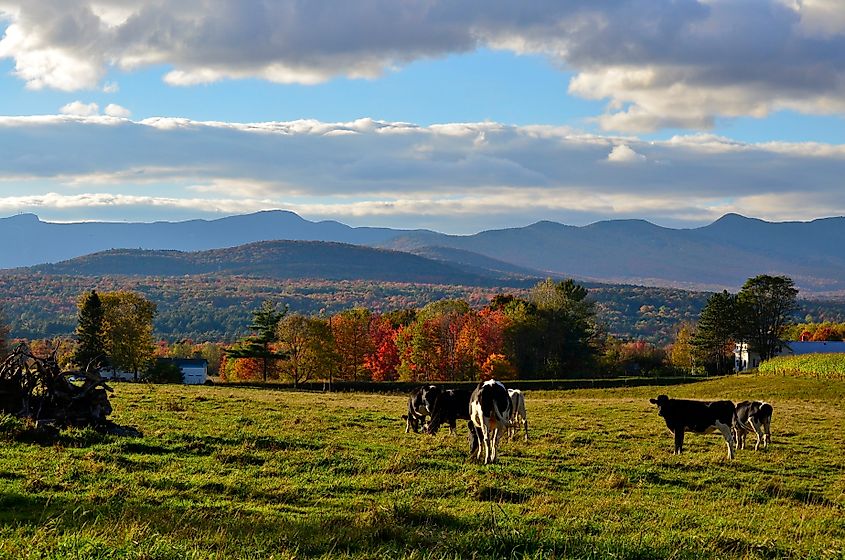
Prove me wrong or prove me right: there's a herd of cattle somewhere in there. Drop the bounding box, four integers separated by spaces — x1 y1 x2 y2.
403 380 773 464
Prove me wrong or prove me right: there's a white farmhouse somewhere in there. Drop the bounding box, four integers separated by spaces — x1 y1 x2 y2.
166 358 209 385
735 340 845 371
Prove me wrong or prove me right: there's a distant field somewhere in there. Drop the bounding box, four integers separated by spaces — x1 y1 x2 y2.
759 354 845 380
0 375 843 559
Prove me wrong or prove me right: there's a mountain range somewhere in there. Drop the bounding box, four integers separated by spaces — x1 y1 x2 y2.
4 210 845 294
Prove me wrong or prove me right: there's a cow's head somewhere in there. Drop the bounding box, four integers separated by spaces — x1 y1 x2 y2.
649 395 670 416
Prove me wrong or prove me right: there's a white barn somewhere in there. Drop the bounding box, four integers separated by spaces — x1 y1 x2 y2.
166 358 209 385
735 340 845 371
104 358 209 384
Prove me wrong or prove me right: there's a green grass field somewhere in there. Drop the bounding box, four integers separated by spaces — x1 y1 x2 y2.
0 375 843 559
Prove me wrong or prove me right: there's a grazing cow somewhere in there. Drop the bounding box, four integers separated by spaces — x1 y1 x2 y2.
403 385 441 433
733 401 773 450
424 389 471 435
649 395 736 459
507 389 528 441
469 380 511 464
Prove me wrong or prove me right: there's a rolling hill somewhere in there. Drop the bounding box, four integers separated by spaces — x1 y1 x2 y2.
29 240 532 286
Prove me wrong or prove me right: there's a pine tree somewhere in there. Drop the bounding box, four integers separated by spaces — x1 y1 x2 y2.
692 290 738 375
73 290 107 371
227 300 287 382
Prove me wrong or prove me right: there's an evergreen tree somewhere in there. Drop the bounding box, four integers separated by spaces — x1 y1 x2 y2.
692 290 738 374
72 290 107 371
738 275 798 360
227 300 287 382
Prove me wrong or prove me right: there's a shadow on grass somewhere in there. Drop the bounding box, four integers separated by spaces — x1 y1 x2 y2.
0 489 812 559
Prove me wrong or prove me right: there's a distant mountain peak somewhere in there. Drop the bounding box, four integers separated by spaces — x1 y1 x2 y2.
1 213 40 224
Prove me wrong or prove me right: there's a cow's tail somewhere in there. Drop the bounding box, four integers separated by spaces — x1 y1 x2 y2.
491 398 510 429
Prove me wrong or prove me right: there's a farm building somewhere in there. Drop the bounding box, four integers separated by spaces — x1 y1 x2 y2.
734 340 845 371
105 358 208 384
160 358 209 384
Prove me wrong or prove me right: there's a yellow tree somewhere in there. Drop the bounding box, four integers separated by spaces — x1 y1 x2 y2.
669 322 697 374
101 291 157 381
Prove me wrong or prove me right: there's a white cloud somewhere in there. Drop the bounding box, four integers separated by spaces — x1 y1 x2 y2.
607 144 646 163
104 103 131 117
59 101 99 116
2 2 845 130
102 81 119 93
0 116 844 229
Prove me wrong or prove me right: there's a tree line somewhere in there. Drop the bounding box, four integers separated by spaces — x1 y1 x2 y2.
222 278 602 384
1 274 840 383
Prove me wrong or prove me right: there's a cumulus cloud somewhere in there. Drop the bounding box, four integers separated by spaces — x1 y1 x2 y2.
2 1 845 130
104 103 131 117
607 144 646 163
0 116 844 229
59 101 99 116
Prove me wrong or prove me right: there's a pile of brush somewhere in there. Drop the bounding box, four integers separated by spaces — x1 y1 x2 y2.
0 343 112 428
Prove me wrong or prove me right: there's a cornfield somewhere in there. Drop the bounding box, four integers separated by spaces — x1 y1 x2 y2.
758 353 845 379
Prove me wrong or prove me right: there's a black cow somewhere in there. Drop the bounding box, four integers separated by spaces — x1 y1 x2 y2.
649 395 736 459
403 385 441 433
424 389 471 435
469 380 511 464
733 401 773 450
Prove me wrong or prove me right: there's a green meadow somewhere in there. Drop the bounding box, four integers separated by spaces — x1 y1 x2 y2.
0 375 843 559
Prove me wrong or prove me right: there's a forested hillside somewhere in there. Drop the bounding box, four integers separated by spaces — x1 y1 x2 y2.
31 241 520 286
3 272 844 343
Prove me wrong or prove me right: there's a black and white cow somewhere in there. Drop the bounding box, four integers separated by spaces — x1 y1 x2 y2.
507 388 528 441
423 389 471 435
733 400 773 450
403 384 441 433
469 380 511 464
649 395 736 459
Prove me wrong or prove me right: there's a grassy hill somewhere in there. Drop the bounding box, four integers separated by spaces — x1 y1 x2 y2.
0 376 842 558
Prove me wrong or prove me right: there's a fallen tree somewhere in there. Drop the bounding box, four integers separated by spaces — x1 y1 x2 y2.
0 343 112 427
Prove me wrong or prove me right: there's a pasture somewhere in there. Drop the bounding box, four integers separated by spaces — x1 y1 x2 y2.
0 375 843 559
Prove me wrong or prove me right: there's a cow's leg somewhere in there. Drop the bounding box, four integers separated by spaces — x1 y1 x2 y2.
673 429 685 455
448 417 457 436
750 419 764 451
492 425 504 463
468 421 480 457
478 423 489 462
762 418 771 448
715 421 735 460
522 415 529 442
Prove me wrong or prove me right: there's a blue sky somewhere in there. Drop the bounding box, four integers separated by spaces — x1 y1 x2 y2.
2 1 845 233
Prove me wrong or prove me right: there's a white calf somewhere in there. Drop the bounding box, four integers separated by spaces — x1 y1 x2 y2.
507 389 528 441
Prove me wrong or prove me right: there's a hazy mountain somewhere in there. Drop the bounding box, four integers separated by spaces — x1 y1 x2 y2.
0 210 416 269
4 210 845 293
380 214 845 293
30 240 523 286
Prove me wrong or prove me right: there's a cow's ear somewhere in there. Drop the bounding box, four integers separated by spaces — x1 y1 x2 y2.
649 398 658 405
